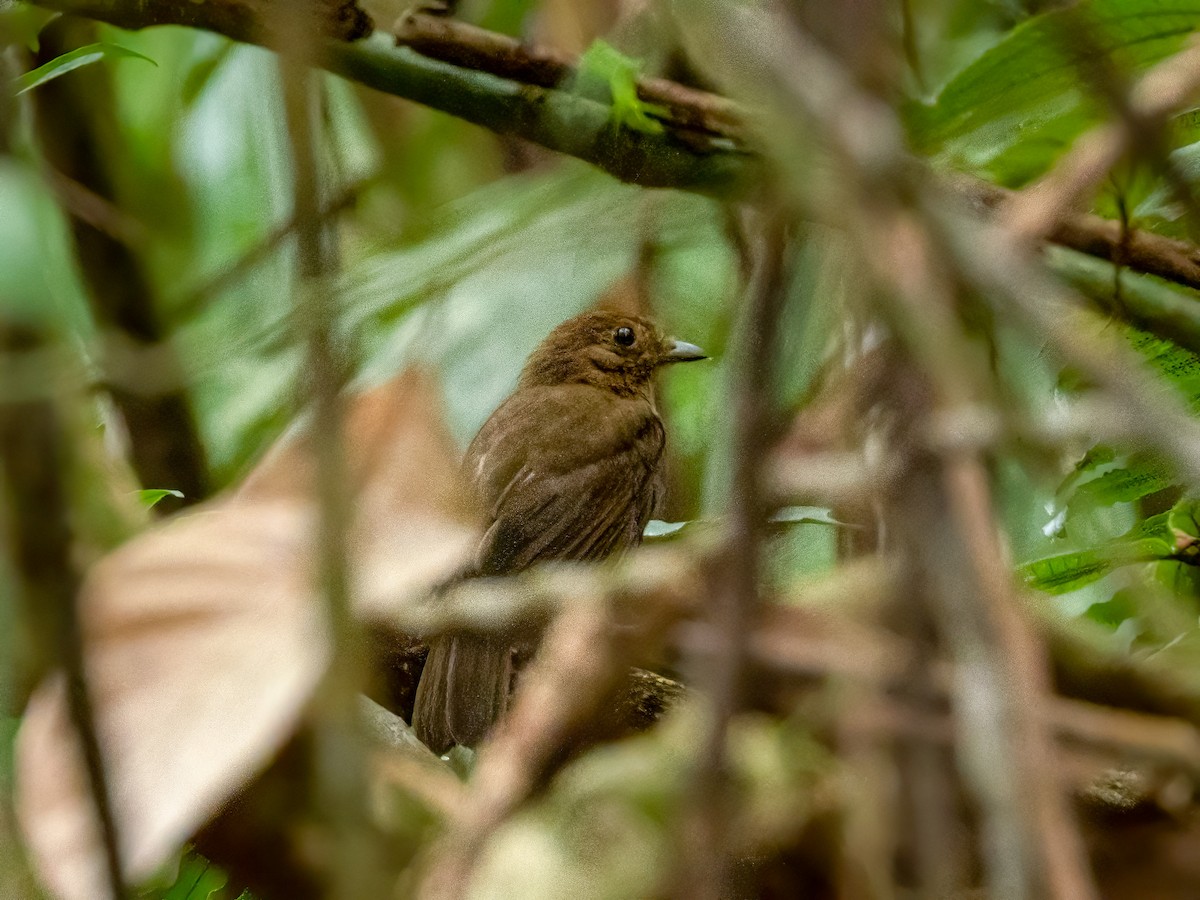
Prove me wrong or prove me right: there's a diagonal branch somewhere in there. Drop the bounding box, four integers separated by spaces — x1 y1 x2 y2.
26 0 1200 327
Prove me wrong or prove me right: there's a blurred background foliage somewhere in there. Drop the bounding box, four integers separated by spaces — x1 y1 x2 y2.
9 0 1200 897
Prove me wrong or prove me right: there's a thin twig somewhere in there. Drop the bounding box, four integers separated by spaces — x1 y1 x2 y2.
963 177 1200 294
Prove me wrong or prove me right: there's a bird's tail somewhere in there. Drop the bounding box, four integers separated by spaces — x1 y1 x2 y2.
411 633 513 754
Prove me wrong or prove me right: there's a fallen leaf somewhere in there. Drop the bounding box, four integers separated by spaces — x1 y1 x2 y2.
16 369 478 898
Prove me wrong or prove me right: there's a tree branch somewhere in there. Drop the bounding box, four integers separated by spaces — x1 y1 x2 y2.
28 0 754 194
29 0 371 42
965 179 1200 295
394 10 745 143
29 0 1200 349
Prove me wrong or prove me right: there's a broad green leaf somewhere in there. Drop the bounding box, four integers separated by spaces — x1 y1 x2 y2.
14 42 157 95
1022 547 1122 594
1023 511 1175 594
1067 454 1174 511
1021 537 1170 593
135 488 185 509
1055 444 1117 499
909 0 1200 179
1127 326 1200 411
1046 248 1200 362
1126 510 1174 542
1168 498 1200 561
1084 587 1139 626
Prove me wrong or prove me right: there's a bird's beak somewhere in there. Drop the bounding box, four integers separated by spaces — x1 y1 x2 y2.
662 339 708 363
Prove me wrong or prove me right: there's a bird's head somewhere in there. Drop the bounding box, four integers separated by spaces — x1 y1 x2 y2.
518 311 707 397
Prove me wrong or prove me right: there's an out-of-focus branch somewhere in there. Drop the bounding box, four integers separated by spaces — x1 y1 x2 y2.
377 546 1200 737
671 4 1104 896
30 20 210 514
944 460 1099 900
174 175 375 320
1058 11 1200 240
0 323 126 900
28 0 371 42
372 554 1200 786
696 2 1200 486
679 211 788 900
273 6 379 895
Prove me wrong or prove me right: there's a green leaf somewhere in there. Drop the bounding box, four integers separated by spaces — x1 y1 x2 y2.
575 40 668 135
1127 326 1200 412
1067 454 1174 511
1021 538 1169 593
14 42 157 96
1045 248 1200 359
909 0 1200 178
1084 587 1138 627
770 506 849 527
1022 548 1118 593
1168 498 1200 561
1055 444 1117 499
643 520 689 539
135 488 184 509
160 851 227 900
1022 512 1175 594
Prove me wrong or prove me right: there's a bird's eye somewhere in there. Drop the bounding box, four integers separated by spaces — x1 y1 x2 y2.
614 326 636 347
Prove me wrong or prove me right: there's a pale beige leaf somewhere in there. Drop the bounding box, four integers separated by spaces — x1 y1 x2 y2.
16 501 323 899
348 370 480 622
15 369 479 899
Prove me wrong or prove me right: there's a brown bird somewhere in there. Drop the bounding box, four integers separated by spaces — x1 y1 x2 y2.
411 310 706 753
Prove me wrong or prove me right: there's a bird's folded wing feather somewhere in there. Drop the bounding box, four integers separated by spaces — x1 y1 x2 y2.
466 385 665 575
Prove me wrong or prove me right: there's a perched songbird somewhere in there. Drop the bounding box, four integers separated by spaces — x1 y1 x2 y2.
412 310 706 753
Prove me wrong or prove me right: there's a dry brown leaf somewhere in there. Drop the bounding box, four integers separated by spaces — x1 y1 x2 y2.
16 369 479 899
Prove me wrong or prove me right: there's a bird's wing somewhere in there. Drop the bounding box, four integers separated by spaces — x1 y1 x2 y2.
466 386 665 575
